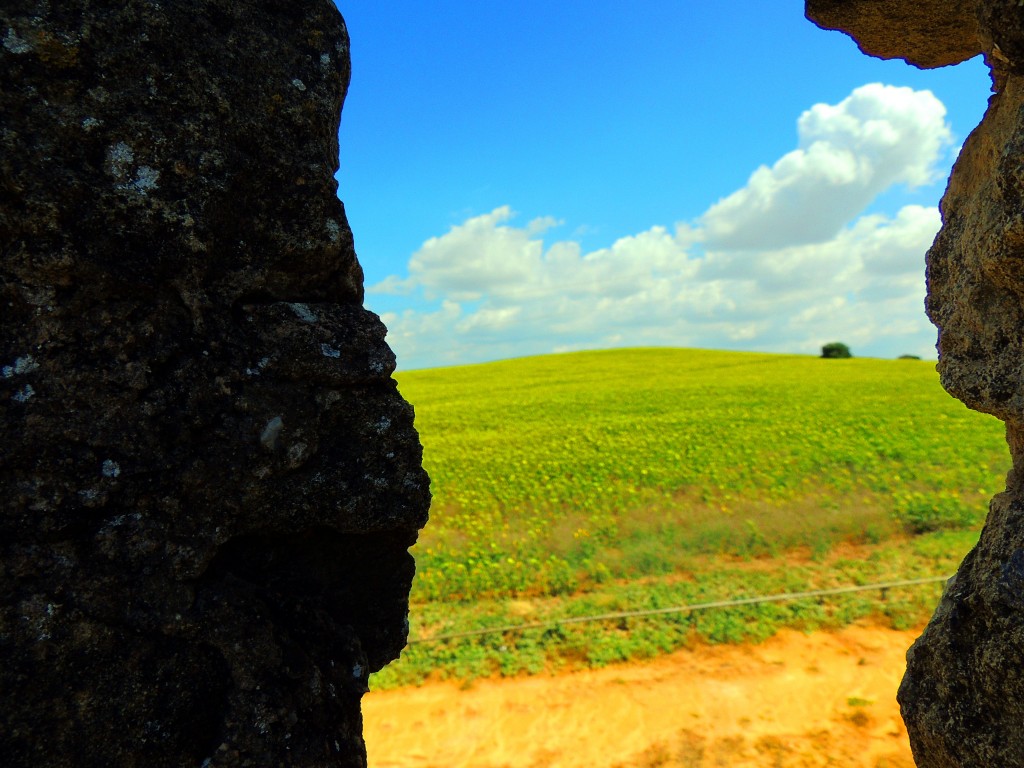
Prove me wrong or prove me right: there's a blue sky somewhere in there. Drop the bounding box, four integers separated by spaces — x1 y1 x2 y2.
332 1 991 371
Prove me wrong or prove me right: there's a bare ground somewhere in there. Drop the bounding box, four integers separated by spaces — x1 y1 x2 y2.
363 623 918 768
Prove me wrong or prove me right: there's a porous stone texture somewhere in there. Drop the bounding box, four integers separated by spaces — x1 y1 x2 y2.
806 1 1024 766
805 0 982 68
0 2 430 766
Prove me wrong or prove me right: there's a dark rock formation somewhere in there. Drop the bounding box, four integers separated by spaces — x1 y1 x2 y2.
805 0 982 68
0 2 430 766
806 1 1024 766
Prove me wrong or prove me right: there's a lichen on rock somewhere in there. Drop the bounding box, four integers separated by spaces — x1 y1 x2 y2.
0 1 429 766
805 1 1024 765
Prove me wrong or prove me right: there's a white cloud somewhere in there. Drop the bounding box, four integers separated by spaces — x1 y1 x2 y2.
455 306 522 333
371 210 699 307
374 203 940 369
369 85 951 370
700 84 950 250
400 206 542 301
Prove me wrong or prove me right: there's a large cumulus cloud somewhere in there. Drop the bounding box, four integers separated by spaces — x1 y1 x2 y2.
369 84 951 370
699 84 950 250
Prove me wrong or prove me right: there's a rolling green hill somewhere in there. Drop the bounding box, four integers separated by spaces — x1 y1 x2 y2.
398 348 1006 602
374 348 1008 686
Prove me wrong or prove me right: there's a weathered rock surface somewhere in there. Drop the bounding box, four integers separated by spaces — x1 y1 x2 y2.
806 1 1024 766
805 0 982 69
0 2 430 766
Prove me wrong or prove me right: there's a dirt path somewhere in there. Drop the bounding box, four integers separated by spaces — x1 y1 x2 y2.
362 624 919 768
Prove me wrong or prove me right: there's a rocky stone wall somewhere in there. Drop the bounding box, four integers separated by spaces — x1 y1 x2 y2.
1 2 430 766
806 1 1024 766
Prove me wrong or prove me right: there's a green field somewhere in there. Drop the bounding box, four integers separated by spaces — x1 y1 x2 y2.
373 348 1008 687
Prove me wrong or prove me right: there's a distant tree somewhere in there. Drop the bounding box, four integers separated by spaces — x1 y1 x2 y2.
898 354 921 360
821 342 852 359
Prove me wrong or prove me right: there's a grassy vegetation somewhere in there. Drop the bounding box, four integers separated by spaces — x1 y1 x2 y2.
373 348 1008 688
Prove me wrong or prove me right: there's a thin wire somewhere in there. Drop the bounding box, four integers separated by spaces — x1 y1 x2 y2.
407 574 951 645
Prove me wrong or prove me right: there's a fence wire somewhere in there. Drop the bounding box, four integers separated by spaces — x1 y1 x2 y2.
408 574 951 645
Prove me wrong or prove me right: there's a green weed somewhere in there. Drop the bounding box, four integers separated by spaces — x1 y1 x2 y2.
398 349 1003 602
373 349 1002 687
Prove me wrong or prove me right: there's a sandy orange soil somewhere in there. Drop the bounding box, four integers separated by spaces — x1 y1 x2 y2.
362 624 920 768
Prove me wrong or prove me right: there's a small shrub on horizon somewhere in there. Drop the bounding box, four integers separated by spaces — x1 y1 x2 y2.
821 342 852 359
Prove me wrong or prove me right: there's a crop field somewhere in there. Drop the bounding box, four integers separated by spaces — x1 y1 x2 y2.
374 348 1008 687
